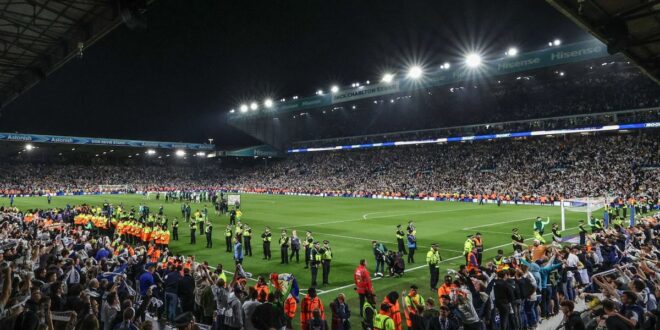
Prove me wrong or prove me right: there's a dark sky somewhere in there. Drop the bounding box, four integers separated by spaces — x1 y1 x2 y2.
0 0 589 148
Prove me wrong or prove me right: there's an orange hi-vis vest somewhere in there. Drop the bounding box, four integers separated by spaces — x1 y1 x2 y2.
284 296 297 319
255 283 270 302
382 298 402 330
301 295 325 327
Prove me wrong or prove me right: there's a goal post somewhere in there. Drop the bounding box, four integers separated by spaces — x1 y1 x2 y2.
561 196 607 230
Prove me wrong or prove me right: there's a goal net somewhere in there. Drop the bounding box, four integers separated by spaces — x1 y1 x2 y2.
98 184 131 193
560 196 607 229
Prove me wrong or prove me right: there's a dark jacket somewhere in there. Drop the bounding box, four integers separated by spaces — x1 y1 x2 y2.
493 279 514 305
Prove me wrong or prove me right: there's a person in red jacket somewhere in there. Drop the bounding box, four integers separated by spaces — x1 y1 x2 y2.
354 259 374 317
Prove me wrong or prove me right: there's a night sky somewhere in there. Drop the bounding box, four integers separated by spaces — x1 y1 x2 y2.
0 0 590 148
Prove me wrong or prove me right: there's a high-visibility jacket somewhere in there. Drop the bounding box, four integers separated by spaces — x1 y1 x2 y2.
381 298 402 330
255 283 270 302
463 239 474 255
404 293 424 328
300 295 325 327
284 296 297 319
466 252 479 273
426 249 440 267
374 313 395 330
437 283 457 304
162 231 170 245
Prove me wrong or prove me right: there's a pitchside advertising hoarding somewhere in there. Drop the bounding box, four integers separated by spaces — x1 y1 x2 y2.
0 132 214 150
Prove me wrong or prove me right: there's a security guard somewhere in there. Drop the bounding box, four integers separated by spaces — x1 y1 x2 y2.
243 224 252 256
578 220 587 245
262 227 272 260
197 212 205 234
171 218 179 241
533 217 550 235
310 241 322 287
473 232 484 265
463 235 474 265
396 225 407 255
279 230 290 264
374 304 395 330
225 225 233 252
426 243 441 290
303 231 314 269
189 220 196 244
205 220 213 248
321 240 332 285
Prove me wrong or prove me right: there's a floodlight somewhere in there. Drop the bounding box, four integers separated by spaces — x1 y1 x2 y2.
264 98 273 108
146 149 156 155
196 151 206 156
381 73 394 83
465 53 482 68
25 144 34 151
229 109 235 113
331 85 339 93
240 104 248 113
559 71 565 76
553 39 561 46
316 89 323 95
506 47 518 57
175 150 186 157
441 62 450 70
407 66 423 79
250 102 258 111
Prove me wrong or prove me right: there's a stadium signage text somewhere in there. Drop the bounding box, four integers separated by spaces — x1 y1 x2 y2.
331 83 400 103
0 132 214 150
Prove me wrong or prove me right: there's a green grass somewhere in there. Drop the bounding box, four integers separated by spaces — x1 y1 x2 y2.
7 194 586 326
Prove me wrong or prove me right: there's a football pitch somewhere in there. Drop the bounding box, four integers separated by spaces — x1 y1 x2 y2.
9 193 585 324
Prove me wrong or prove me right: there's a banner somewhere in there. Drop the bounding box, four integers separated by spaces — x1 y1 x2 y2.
0 132 214 150
331 82 400 104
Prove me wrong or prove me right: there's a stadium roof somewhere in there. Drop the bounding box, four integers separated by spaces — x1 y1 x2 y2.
547 0 660 84
0 0 151 109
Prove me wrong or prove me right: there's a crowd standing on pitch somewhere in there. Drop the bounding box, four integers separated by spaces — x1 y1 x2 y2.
1 188 660 330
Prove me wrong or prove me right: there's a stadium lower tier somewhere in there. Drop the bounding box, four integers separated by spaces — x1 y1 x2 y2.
0 132 658 199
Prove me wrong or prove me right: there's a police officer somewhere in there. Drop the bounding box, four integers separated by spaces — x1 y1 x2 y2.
262 227 272 260
172 218 179 241
426 243 441 290
279 230 290 264
396 225 407 255
243 224 252 256
205 220 213 248
511 228 524 252
189 221 196 244
225 225 233 252
321 240 332 285
310 241 322 287
463 235 474 265
303 231 314 269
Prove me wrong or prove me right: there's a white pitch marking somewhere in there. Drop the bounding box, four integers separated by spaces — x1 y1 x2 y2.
315 226 579 296
461 217 535 230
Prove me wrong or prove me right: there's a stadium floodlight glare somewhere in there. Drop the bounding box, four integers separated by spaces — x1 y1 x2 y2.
553 39 561 46
264 98 274 108
407 66 423 79
330 85 339 93
146 149 156 155
229 109 235 113
25 144 34 151
175 150 186 157
465 53 482 68
250 102 258 111
440 62 451 70
196 151 206 157
316 89 324 95
381 73 394 83
506 47 518 57
239 104 248 113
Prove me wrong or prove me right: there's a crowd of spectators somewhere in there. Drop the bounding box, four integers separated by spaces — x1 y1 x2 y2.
1 133 658 201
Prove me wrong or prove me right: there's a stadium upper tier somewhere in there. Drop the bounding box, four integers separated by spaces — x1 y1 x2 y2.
0 132 657 199
283 62 660 142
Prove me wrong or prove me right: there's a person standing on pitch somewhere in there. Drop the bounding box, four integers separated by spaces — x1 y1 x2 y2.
172 218 179 241
224 224 233 252
321 240 332 285
463 235 474 265
205 219 213 248
426 243 441 291
533 216 550 235
290 230 301 263
189 220 196 244
243 223 253 256
372 240 387 276
261 227 272 260
354 259 373 317
473 232 484 266
303 231 314 269
406 220 416 235
407 232 416 264
279 230 290 264
310 241 322 287
233 236 243 264
396 225 407 255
